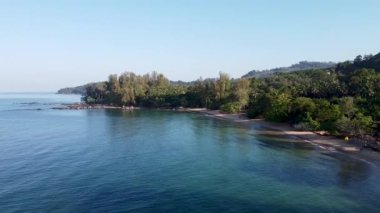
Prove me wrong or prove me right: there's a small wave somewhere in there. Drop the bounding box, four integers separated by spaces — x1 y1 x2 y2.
18 102 39 105
3 108 44 112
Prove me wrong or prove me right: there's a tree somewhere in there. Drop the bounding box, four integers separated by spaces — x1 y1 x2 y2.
349 68 378 98
221 102 241 113
107 74 121 105
264 92 291 122
186 78 209 107
233 78 250 110
336 113 373 136
119 73 134 105
290 97 316 123
353 55 362 65
145 71 171 107
84 82 107 103
214 72 231 104
338 97 357 118
313 99 341 131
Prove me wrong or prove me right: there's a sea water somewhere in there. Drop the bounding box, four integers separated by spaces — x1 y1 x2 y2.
0 93 379 212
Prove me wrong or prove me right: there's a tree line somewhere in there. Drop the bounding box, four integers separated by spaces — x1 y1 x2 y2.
84 53 380 137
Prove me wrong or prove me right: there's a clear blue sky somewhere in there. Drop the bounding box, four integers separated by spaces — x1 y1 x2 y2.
0 0 379 92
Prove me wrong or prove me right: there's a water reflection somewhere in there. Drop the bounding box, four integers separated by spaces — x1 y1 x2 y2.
250 136 373 189
326 153 372 187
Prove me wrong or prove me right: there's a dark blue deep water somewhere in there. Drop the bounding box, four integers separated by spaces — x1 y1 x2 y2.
1 93 380 212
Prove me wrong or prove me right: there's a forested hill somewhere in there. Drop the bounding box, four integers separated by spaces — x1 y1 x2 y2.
58 61 336 94
336 53 380 73
242 61 336 78
57 61 336 95
57 83 99 95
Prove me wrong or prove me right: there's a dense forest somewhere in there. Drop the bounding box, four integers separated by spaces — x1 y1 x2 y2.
58 81 194 95
82 53 380 137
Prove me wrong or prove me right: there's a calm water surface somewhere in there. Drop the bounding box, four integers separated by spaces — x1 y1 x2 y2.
1 93 380 212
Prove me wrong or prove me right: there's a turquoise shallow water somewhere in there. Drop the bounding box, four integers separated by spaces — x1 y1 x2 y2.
1 93 380 212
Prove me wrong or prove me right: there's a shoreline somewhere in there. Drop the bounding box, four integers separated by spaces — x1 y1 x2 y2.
188 109 372 153
54 103 378 155
197 109 380 166
52 103 141 110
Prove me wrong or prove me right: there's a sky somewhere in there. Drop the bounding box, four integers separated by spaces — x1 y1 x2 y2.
0 0 379 92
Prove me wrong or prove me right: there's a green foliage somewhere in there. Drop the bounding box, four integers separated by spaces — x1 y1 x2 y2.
263 93 291 122
312 100 341 131
290 97 316 123
294 112 320 131
313 100 341 122
349 68 379 98
247 93 270 118
221 102 241 113
245 52 379 135
336 113 373 136
232 78 250 110
338 97 357 118
186 78 215 108
84 82 107 103
214 72 231 103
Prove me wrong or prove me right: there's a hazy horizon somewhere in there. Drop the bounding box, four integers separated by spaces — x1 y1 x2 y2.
1 0 379 92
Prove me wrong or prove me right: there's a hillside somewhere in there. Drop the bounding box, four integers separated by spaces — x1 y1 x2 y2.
57 83 100 95
242 61 336 78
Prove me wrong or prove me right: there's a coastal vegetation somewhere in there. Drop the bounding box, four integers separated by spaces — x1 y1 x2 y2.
81 53 380 137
